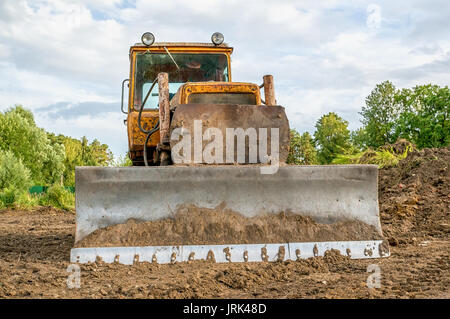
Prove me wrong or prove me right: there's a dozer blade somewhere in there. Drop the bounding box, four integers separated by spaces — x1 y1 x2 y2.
71 165 390 264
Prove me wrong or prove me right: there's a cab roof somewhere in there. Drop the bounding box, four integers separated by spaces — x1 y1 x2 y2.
132 42 230 48
131 42 233 54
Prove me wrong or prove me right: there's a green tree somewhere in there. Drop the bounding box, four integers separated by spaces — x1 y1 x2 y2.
47 133 114 186
47 133 83 186
314 112 352 164
0 106 65 184
350 127 369 151
80 136 113 167
360 81 400 148
10 105 36 125
287 130 318 165
114 152 133 167
395 84 449 148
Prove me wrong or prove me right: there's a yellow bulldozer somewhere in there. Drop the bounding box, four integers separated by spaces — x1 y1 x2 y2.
125 32 289 167
71 32 389 264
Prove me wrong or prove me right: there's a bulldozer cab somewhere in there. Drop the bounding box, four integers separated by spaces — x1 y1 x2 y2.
129 43 233 110
126 39 274 166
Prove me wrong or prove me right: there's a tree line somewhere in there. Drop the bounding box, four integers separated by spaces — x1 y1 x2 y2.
0 80 448 208
287 81 449 165
0 105 114 192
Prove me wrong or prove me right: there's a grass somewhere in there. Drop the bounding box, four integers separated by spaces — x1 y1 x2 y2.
37 185 75 210
0 185 74 210
332 142 414 168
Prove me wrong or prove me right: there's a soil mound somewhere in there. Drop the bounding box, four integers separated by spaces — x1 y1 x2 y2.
76 205 381 248
379 146 450 244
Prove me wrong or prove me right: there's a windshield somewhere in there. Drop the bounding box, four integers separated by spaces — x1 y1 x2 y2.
134 52 229 109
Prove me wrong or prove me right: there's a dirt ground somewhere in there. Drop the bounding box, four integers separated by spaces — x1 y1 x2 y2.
0 146 448 299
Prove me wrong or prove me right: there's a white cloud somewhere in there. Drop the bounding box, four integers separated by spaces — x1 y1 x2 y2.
0 0 127 100
35 108 128 156
0 0 449 157
0 62 114 109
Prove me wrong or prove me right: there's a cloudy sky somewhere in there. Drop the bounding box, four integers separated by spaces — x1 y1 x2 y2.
0 0 449 157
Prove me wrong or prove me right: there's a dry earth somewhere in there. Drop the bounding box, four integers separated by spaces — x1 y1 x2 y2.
77 206 381 248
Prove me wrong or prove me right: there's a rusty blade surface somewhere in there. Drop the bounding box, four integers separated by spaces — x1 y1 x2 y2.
170 104 290 164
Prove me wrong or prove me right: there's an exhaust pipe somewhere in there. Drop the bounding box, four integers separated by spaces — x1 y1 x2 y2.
158 72 171 166
262 74 276 106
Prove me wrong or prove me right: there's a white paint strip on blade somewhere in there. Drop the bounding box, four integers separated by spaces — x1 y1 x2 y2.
70 240 389 265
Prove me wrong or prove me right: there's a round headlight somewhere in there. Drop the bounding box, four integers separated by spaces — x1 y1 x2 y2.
141 32 155 46
211 32 224 45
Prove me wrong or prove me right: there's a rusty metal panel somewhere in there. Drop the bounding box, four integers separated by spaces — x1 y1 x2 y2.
179 82 261 105
170 103 290 164
127 111 160 151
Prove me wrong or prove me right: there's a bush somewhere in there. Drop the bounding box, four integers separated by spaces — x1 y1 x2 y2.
14 192 40 209
0 188 40 209
0 188 17 208
0 150 32 191
0 150 32 208
39 185 75 210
